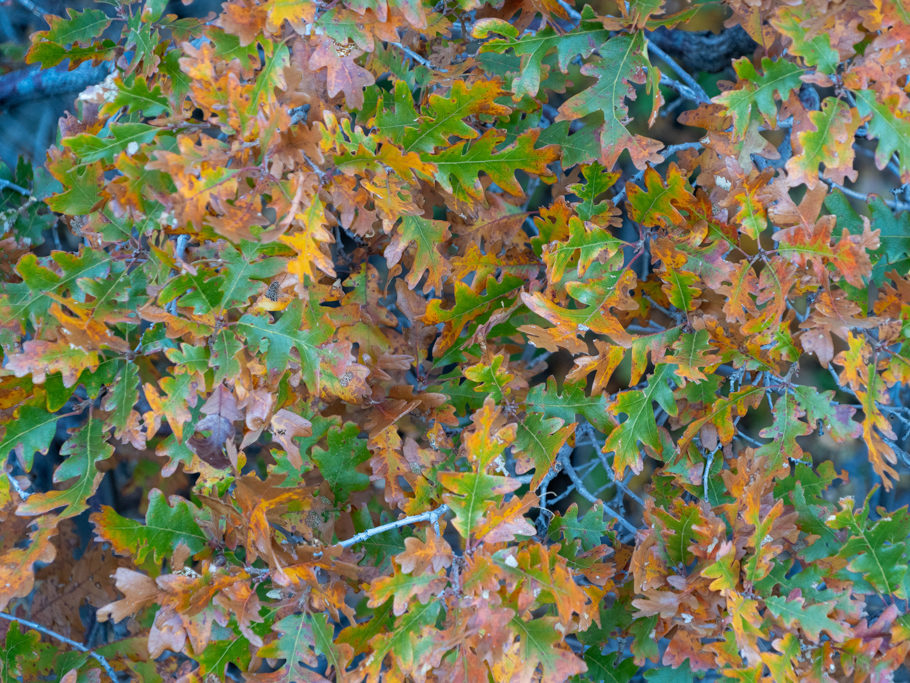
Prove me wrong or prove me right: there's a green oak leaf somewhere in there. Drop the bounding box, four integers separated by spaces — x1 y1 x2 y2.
17 411 113 518
90 489 207 565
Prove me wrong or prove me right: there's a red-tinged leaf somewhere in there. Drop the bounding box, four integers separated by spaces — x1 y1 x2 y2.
719 260 760 323
45 159 105 215
786 97 861 188
394 529 453 575
677 386 766 454
566 339 625 396
5 338 100 387
91 489 207 566
714 57 804 138
632 590 681 619
773 215 876 288
356 601 442 680
793 385 860 442
368 566 447 616
215 580 265 648
495 543 591 628
472 492 538 544
384 214 450 291
368 425 412 508
270 408 313 469
522 267 639 347
308 39 374 109
142 374 199 443
556 32 663 170
625 164 693 228
0 519 57 612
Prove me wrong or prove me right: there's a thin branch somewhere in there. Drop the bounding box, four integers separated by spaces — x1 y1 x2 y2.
13 0 49 18
336 504 450 549
556 0 581 21
0 61 114 108
646 38 710 104
823 179 910 212
577 421 646 507
703 448 717 501
559 446 638 535
646 25 758 74
6 471 30 499
658 73 705 104
0 177 31 196
389 42 446 72
0 612 119 681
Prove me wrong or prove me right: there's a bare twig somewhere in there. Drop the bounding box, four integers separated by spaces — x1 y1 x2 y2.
389 42 446 72
336 503 449 548
577 421 646 507
658 73 705 104
559 446 638 535
823 179 910 212
0 612 119 681
13 0 49 18
646 39 710 104
0 177 31 196
556 0 581 21
0 61 114 108
5 471 30 499
646 26 758 74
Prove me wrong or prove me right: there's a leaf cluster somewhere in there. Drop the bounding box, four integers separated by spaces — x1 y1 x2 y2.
1 0 910 680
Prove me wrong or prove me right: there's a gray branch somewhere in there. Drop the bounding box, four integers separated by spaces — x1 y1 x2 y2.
0 61 113 109
0 611 120 681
